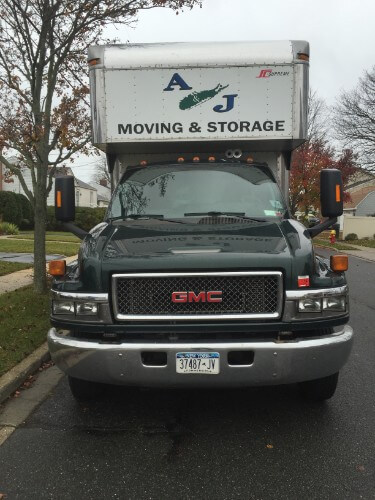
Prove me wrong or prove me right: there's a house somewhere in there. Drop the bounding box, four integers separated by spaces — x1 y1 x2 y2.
341 169 375 238
90 179 111 207
74 177 97 208
344 187 375 217
0 161 98 208
344 170 375 216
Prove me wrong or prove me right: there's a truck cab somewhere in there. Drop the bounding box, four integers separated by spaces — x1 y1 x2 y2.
48 41 353 401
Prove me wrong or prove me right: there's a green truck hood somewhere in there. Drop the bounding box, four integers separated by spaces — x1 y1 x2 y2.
76 219 318 291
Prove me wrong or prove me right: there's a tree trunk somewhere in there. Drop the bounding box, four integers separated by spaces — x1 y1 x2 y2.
33 181 47 294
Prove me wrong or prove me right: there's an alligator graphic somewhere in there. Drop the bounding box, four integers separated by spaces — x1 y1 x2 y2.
179 83 229 110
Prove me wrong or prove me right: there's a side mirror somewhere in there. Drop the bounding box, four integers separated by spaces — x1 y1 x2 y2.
320 169 343 218
55 176 75 222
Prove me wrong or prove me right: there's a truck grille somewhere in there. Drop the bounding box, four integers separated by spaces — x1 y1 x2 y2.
112 272 282 321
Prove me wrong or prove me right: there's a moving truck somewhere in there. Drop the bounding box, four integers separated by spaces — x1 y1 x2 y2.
48 41 353 401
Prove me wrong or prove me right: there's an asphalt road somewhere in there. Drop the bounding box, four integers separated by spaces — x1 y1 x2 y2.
0 250 374 499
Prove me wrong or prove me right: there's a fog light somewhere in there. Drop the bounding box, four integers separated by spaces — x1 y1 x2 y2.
298 298 322 312
53 300 74 314
323 296 346 311
76 302 98 315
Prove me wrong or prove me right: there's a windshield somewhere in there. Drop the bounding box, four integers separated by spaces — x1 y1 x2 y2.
107 163 286 220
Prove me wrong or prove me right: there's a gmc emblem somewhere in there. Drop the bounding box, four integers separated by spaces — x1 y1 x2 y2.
171 291 223 303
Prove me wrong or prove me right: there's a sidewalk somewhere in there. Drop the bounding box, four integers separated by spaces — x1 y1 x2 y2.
344 244 375 262
0 255 78 295
315 242 375 263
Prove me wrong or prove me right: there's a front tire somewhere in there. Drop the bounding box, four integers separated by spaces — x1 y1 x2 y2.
68 376 106 401
299 372 339 401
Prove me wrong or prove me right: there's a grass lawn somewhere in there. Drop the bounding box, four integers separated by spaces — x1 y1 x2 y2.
0 285 50 377
348 239 375 248
313 238 358 251
9 231 80 243
0 262 32 277
0 238 80 257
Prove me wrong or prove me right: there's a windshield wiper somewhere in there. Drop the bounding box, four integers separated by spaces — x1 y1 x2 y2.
109 214 187 224
184 211 267 222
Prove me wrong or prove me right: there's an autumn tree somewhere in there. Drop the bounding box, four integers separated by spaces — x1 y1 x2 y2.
0 0 200 293
333 67 375 172
289 143 356 218
290 91 356 218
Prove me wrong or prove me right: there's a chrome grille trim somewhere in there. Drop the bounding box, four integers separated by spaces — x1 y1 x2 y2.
112 271 283 321
52 291 108 302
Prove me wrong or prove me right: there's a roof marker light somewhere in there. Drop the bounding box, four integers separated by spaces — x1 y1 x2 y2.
88 58 100 66
140 160 147 166
177 157 184 163
193 156 200 162
297 53 309 62
208 156 215 162
246 156 254 163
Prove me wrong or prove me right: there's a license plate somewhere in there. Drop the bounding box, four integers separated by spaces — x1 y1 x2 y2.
176 352 220 374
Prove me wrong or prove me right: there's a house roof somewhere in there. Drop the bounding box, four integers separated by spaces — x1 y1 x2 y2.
97 193 109 202
75 177 96 191
344 186 375 209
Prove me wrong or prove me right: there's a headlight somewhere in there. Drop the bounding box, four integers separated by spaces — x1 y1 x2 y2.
53 300 75 314
298 298 322 312
76 302 98 315
323 296 346 311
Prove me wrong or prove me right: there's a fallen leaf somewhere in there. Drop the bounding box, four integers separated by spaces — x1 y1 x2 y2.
356 465 365 472
266 444 274 449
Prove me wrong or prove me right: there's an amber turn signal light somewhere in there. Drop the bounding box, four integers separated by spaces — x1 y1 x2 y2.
330 255 348 272
56 190 62 208
49 260 66 277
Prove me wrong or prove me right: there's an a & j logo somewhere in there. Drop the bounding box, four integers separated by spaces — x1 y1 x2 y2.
163 73 238 113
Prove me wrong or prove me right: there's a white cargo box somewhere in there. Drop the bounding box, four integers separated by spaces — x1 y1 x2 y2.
88 40 309 155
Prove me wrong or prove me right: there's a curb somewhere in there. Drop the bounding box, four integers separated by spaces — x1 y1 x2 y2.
0 343 50 405
314 243 345 253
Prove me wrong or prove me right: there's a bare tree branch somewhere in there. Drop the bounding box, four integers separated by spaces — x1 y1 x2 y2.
333 66 375 171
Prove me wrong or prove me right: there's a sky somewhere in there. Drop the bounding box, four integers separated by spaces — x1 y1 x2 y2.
72 0 375 181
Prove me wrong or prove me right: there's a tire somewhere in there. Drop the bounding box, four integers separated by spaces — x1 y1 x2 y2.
68 376 106 401
299 372 339 401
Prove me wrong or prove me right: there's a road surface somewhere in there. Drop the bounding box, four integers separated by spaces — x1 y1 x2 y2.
0 249 374 499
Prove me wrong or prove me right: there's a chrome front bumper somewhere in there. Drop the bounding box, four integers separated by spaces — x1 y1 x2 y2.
48 326 353 388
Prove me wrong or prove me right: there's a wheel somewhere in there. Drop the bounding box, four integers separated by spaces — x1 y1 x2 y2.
68 376 106 401
299 372 339 401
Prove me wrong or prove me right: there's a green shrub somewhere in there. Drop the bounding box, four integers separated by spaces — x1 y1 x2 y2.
0 191 22 226
15 193 34 229
345 233 358 241
46 206 106 232
0 222 19 235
